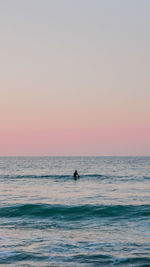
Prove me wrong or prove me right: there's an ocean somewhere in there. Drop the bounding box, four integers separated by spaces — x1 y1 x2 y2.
0 156 149 266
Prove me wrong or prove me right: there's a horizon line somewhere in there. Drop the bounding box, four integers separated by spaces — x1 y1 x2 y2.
0 155 150 157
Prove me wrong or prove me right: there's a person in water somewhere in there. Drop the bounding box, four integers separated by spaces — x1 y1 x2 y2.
73 170 80 179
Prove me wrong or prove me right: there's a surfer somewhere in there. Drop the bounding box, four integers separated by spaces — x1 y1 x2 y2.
73 170 80 179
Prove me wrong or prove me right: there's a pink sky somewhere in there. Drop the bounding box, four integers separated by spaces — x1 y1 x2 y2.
0 0 150 156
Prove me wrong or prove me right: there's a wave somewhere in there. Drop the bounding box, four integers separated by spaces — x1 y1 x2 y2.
143 176 150 180
0 204 149 220
1 173 149 182
0 251 149 266
0 174 105 180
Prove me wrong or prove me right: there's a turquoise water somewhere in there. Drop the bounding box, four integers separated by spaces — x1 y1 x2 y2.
0 157 150 266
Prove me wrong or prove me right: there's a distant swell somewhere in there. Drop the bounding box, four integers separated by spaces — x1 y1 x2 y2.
0 174 105 180
0 204 149 220
1 174 149 181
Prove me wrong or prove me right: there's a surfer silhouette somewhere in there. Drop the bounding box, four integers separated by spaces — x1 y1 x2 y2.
73 170 80 180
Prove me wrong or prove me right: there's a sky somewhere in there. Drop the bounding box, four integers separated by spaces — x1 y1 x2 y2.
0 0 150 156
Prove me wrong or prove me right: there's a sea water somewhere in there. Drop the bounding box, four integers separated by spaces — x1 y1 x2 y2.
0 156 149 266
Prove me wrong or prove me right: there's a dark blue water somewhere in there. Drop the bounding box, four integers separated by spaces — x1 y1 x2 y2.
0 157 150 266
